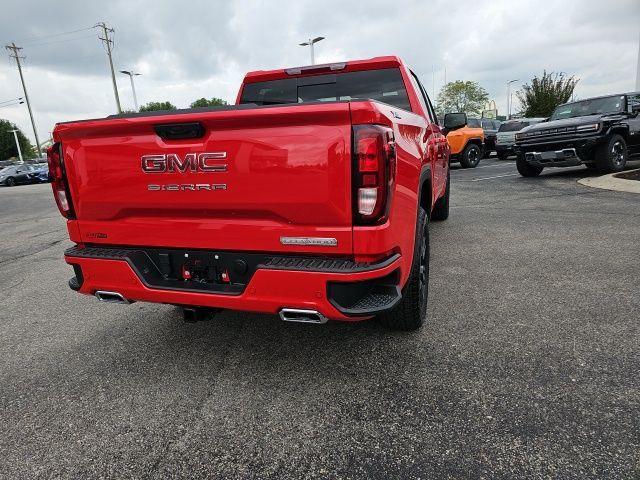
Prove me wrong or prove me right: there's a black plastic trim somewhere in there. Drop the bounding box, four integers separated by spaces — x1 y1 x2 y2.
154 122 205 140
68 263 83 291
327 269 402 316
64 245 400 296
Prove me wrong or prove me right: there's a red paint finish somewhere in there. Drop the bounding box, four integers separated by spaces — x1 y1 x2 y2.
66 254 403 321
53 56 449 321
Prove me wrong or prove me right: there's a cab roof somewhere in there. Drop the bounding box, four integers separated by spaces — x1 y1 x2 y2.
242 56 405 83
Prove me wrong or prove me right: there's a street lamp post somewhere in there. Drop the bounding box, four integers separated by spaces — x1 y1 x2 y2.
506 79 519 119
119 70 141 111
9 129 23 162
299 37 324 65
636 28 640 91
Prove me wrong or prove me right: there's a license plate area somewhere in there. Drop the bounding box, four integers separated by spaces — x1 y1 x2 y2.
134 249 264 295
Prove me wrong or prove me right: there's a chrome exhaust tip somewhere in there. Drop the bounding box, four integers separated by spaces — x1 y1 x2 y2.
279 308 328 324
95 290 130 304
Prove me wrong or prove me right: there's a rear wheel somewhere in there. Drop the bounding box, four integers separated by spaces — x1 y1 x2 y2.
378 207 429 331
5 177 16 187
460 143 482 168
516 155 543 177
595 134 627 173
497 151 509 160
431 169 450 221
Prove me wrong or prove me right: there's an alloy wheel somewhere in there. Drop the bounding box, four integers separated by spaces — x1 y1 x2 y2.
611 141 626 167
468 146 480 166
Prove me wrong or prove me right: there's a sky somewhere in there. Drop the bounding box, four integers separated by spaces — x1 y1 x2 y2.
1 0 639 150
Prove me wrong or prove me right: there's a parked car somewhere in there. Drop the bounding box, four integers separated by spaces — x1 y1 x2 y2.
469 118 501 157
28 164 50 183
0 164 38 186
495 118 546 160
50 55 456 331
514 92 640 176
444 116 485 168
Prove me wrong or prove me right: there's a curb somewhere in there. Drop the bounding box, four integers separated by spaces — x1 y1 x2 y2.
578 169 640 194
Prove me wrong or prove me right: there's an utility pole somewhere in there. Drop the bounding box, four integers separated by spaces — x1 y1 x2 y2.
96 22 121 113
299 37 324 65
5 43 42 157
9 129 23 162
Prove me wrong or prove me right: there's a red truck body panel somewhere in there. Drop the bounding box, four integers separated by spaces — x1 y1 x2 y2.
52 56 449 321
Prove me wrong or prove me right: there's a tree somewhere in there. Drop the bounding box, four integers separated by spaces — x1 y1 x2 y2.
436 80 489 116
516 71 579 117
190 97 228 108
139 101 177 112
0 119 36 160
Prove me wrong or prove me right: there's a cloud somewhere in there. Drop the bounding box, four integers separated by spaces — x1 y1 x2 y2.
1 0 638 147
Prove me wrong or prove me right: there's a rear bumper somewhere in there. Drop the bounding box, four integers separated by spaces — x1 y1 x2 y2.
65 247 403 321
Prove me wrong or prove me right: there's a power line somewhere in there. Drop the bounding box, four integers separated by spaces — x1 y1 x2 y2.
0 101 24 109
95 22 121 114
4 42 42 157
21 33 98 49
9 26 95 45
0 97 23 105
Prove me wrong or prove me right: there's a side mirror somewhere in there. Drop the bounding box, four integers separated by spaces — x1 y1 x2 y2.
443 113 467 135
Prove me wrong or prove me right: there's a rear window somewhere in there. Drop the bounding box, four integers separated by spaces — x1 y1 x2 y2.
240 68 411 112
467 118 481 128
498 121 530 132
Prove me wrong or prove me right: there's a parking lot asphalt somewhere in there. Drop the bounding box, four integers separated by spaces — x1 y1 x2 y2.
1 159 639 479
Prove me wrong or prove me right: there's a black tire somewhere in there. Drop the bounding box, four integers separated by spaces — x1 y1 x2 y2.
378 206 429 331
459 143 482 168
595 134 627 174
431 168 450 221
497 151 509 161
5 177 16 187
516 155 543 177
585 163 598 172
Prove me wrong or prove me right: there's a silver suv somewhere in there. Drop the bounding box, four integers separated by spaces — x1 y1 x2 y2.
495 118 546 160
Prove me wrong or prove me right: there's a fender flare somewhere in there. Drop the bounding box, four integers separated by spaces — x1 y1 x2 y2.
606 125 630 141
461 137 484 151
397 165 431 290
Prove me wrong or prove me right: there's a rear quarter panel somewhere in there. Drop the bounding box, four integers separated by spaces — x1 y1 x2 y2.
350 100 442 288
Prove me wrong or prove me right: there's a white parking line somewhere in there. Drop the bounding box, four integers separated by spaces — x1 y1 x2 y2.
475 162 515 169
471 173 519 182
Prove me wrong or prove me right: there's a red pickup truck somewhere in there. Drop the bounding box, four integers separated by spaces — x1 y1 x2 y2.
49 56 461 330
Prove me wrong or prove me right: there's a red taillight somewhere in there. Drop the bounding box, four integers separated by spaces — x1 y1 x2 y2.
47 142 75 219
353 125 395 225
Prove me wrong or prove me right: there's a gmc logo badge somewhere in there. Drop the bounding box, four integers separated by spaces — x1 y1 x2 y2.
141 153 227 173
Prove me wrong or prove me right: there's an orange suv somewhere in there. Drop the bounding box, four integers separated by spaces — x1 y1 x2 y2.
442 114 484 168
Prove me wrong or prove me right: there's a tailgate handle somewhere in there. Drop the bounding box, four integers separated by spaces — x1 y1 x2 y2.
154 122 205 140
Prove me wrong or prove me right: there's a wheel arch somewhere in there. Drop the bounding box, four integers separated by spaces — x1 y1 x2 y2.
418 167 432 218
606 125 630 142
465 137 484 149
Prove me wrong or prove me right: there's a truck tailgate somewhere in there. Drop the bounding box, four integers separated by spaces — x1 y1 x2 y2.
55 103 354 255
